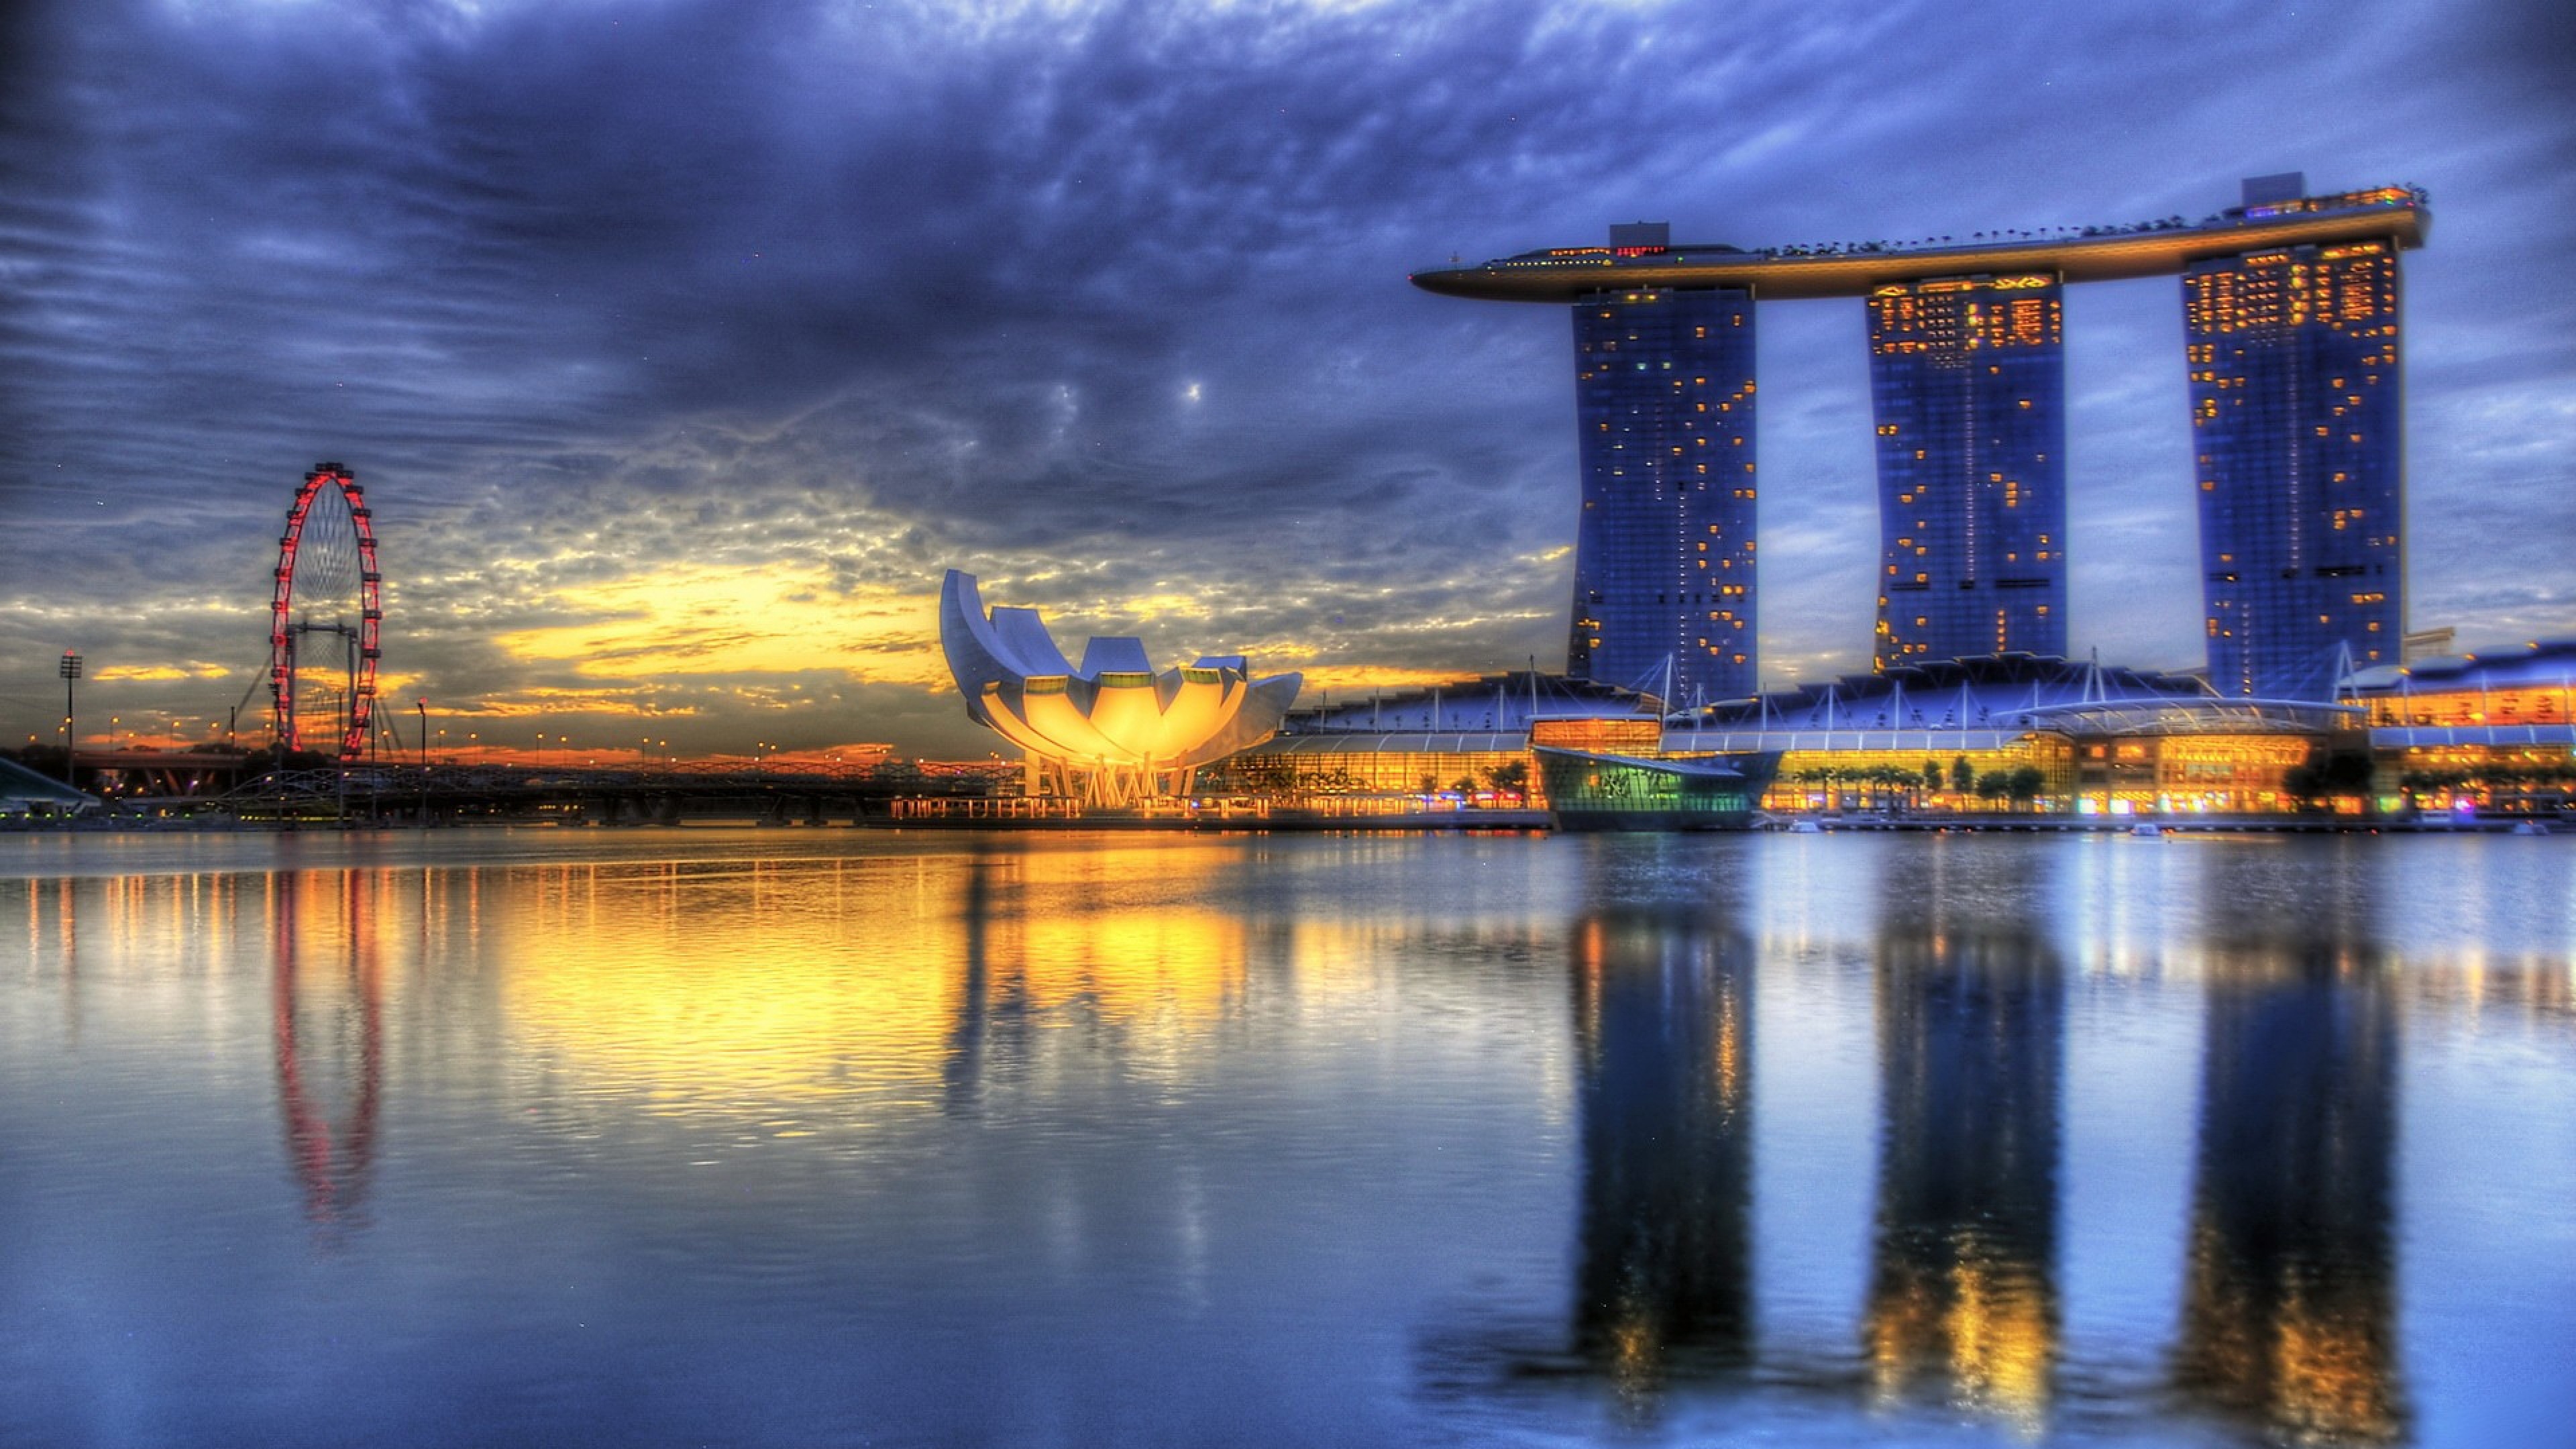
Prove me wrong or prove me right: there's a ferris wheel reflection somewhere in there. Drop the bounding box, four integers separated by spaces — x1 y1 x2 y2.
271 872 384 1238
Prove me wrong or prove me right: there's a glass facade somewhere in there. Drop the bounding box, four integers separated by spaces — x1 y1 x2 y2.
1569 287 1757 704
1868 276 2068 669
1208 741 1536 802
1533 750 1764 826
2068 734 2318 816
2185 241 2404 698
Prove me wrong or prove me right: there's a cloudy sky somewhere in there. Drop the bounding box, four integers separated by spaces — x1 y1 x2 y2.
3 0 2570 760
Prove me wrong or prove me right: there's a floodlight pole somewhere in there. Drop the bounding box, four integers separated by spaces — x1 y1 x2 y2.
58 651 82 786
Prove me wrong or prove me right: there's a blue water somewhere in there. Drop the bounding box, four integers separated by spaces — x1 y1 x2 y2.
2 829 2571 1447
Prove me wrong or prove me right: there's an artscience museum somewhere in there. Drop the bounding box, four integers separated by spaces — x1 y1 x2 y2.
937 570 1303 804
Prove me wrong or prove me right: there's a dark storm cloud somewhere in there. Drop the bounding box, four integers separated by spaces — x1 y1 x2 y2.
2 0 2571 753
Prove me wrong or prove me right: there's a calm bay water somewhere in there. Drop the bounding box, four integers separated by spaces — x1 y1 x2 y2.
3 828 2571 1448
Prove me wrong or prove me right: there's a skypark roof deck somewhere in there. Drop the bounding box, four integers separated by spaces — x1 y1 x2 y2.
1410 186 2428 302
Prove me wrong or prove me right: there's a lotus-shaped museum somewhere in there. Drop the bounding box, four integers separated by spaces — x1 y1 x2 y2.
939 570 1302 802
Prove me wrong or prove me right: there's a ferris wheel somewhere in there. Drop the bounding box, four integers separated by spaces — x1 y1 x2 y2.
268 463 382 758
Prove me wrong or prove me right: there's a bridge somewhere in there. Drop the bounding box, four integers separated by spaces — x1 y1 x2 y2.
65 747 256 797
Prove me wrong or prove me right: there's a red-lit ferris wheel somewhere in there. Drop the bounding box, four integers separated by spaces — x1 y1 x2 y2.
268 463 382 758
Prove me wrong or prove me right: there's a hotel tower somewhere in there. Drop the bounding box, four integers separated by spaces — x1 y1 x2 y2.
1569 227 1760 704
1413 175 2426 701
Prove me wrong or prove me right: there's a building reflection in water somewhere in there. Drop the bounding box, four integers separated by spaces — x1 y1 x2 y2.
942 850 1004 1114
1570 908 1757 1412
2175 935 2404 1444
1864 864 2063 1429
1416 898 1756 1423
270 871 384 1236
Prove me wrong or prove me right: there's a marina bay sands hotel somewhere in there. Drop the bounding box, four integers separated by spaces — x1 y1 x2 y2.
1410 174 2427 704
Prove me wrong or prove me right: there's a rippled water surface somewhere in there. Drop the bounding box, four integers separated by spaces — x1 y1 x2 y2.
3 828 2571 1448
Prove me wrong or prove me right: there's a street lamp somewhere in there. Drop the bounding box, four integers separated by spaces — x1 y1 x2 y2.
57 651 80 785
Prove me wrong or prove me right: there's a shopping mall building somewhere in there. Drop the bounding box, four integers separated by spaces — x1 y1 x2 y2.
1205 644 2572 820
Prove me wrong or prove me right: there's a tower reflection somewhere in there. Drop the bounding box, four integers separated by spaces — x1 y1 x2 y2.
1410 893 1758 1421
1570 908 1757 1408
2176 936 2404 1443
270 871 384 1236
1864 873 2063 1426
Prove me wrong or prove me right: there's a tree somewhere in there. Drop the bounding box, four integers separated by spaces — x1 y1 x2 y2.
1975 770 2011 804
1418 773 1441 796
1487 759 1531 796
1950 756 1976 794
1923 760 1943 795
2285 750 2376 808
1226 755 1299 798
2006 765 2047 809
2320 751 2377 796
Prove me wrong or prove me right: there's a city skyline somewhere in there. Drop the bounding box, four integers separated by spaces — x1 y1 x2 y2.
3 0 2571 759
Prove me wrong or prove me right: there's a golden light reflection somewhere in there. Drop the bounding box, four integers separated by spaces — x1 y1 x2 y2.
1868 1242 2054 1430
494 843 1265 1123
497 857 964 1116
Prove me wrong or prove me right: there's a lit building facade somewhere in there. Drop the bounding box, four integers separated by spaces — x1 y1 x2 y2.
1869 276 2067 667
936 570 1302 804
1412 180 2427 698
1570 276 1758 704
2348 638 2576 815
2186 213 2407 698
1213 655 2369 820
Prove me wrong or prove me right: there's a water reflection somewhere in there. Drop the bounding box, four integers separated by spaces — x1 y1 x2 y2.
1863 861 2063 1430
935 842 1263 1112
2176 934 2405 1444
1413 893 1756 1426
2 833 2567 1448
1570 908 1757 1409
269 872 385 1236
942 850 1006 1114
